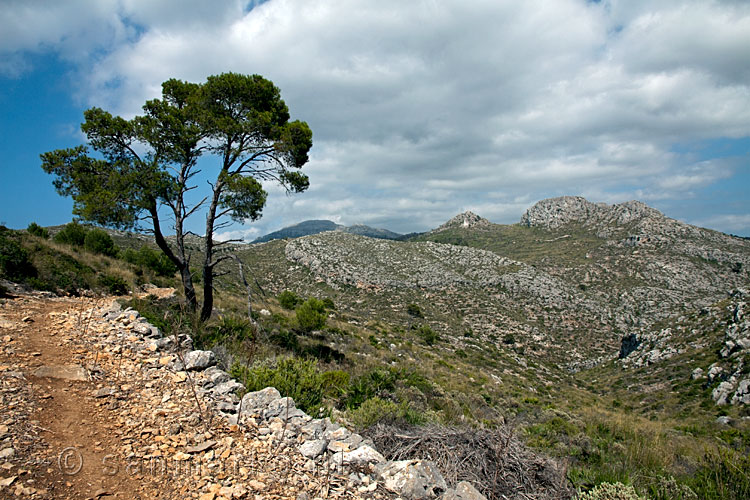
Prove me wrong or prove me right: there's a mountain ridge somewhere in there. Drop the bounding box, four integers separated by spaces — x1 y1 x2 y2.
251 219 401 244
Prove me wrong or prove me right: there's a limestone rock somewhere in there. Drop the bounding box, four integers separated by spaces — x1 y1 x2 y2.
341 445 385 466
378 460 448 499
32 364 88 381
240 387 281 413
183 350 216 371
299 439 328 459
441 481 487 500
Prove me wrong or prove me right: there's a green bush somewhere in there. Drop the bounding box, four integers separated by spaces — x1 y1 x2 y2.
348 396 424 429
322 297 336 310
27 222 49 239
0 230 35 280
97 274 129 295
278 290 300 309
686 449 750 500
231 357 325 414
416 324 438 345
122 246 177 277
407 303 423 318
295 297 327 333
195 315 255 349
577 482 646 500
53 221 87 246
84 228 118 257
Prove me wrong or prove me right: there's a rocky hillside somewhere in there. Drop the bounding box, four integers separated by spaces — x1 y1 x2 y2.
273 197 750 370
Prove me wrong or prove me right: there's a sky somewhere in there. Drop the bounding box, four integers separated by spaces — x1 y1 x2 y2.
1 0 749 240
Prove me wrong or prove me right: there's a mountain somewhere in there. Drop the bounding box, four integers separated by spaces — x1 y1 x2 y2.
10 196 749 497
251 219 401 243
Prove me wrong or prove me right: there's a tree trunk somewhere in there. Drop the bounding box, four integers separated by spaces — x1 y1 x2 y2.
149 205 197 312
199 179 223 322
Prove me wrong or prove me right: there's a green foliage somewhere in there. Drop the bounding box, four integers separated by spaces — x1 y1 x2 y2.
407 303 423 318
231 357 325 414
278 290 300 309
343 367 421 410
321 370 350 398
218 172 267 223
41 73 313 320
322 297 335 310
686 449 750 500
348 396 425 429
53 221 87 246
415 324 438 345
577 482 647 500
22 240 94 293
295 297 327 333
196 315 255 349
0 229 35 280
26 222 49 239
123 295 182 335
97 274 129 295
84 228 118 257
121 246 177 277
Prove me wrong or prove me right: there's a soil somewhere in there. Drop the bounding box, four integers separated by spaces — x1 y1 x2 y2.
0 293 171 499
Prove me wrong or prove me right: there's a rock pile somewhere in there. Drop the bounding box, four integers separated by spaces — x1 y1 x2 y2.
0 294 484 499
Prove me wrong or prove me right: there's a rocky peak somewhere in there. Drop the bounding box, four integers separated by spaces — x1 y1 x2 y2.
520 196 664 230
435 211 491 232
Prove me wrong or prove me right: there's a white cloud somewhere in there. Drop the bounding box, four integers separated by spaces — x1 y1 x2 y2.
2 0 748 235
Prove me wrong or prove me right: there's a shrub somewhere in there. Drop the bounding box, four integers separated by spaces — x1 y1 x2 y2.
416 324 438 345
84 228 118 257
0 230 35 280
231 357 325 414
407 303 423 318
345 368 399 409
53 221 87 246
196 315 255 349
687 449 750 500
577 482 647 500
98 274 129 295
348 396 424 429
295 297 327 333
26 222 49 239
122 246 177 277
278 290 300 309
322 297 336 310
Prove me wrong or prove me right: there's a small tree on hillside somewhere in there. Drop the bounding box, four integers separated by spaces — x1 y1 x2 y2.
41 73 312 320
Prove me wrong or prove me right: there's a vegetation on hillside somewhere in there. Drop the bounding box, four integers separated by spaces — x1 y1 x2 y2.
2 211 749 499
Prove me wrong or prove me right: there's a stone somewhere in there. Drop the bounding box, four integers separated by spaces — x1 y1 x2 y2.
299 439 328 459
212 380 244 396
183 350 216 371
0 448 15 460
708 365 724 382
691 368 704 380
265 397 307 420
204 366 231 386
241 387 281 413
33 365 88 381
341 445 385 466
300 419 326 439
712 381 735 405
93 387 116 398
731 379 750 405
441 481 486 500
187 440 216 454
716 416 733 426
378 460 447 499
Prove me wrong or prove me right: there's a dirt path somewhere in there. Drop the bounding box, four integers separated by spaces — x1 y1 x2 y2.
0 293 168 499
